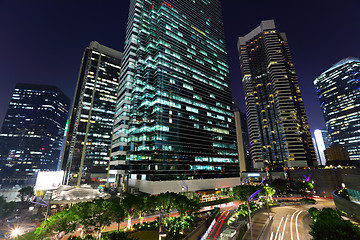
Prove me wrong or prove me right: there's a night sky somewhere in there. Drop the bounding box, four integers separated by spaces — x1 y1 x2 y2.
1 1 359 135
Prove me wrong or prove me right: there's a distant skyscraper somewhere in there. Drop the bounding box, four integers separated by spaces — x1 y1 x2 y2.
234 106 252 172
0 84 69 180
237 20 316 170
314 57 360 160
60 42 123 185
313 129 330 165
110 0 239 194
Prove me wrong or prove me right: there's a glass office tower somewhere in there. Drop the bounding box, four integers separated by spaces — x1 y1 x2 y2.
314 57 360 160
237 20 315 170
0 84 69 180
313 129 330 165
61 42 123 186
110 0 239 193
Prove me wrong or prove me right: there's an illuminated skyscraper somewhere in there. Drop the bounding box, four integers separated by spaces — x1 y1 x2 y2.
0 84 69 180
313 129 330 165
61 42 123 185
314 57 360 161
110 0 239 194
237 20 316 170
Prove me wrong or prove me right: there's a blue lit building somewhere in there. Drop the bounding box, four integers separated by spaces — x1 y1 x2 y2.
314 58 360 161
110 0 239 194
0 84 70 181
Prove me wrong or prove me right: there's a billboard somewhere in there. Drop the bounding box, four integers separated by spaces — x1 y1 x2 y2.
35 171 64 190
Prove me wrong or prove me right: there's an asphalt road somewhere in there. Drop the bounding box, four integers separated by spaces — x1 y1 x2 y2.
268 198 335 240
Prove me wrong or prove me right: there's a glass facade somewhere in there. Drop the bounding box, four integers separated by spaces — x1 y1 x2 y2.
60 42 123 185
314 58 360 161
237 20 315 170
0 84 69 179
313 129 330 165
111 0 239 182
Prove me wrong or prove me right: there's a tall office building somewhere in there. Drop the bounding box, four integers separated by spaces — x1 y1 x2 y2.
60 42 123 185
234 106 252 172
0 84 69 180
110 0 239 194
314 57 360 160
237 20 315 170
313 129 330 165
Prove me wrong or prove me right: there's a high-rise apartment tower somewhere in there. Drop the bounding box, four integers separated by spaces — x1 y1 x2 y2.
237 20 315 170
314 57 360 160
110 0 239 194
61 42 123 185
0 84 69 180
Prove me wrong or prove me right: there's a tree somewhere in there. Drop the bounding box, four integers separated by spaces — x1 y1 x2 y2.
0 196 16 219
18 186 34 203
233 185 260 202
111 201 125 232
309 208 360 240
173 195 199 220
296 181 314 196
269 179 288 193
35 208 78 240
73 199 118 239
121 194 141 229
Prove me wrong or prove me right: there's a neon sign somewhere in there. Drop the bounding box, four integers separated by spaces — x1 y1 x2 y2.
162 1 171 8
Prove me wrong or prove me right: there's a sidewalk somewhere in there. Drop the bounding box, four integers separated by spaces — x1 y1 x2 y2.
242 210 271 240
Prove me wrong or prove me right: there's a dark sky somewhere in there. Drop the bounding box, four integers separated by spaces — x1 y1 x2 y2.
1 1 359 135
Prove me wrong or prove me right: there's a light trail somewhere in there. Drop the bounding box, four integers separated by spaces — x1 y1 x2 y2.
213 211 230 240
280 216 289 240
274 217 284 240
212 206 237 240
290 210 300 240
295 210 303 240
206 210 227 240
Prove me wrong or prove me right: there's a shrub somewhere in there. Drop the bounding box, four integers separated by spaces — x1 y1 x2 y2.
300 198 316 204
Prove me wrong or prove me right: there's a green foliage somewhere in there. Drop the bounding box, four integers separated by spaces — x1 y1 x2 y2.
173 194 200 219
337 188 350 200
0 196 17 218
233 185 262 202
122 194 143 228
296 181 314 193
74 199 119 237
101 231 138 240
35 208 79 239
132 221 158 231
309 208 360 239
269 179 288 193
300 198 316 204
18 186 34 203
164 215 197 240
228 202 261 225
308 207 320 221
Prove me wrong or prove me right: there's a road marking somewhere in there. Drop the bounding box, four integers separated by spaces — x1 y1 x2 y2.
274 217 284 240
295 210 303 240
280 216 289 240
290 210 300 240
270 232 274 240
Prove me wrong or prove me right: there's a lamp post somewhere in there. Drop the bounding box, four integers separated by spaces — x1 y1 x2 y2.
265 184 270 218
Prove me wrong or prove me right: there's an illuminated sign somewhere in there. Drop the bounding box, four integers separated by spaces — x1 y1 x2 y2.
35 171 64 190
247 173 260 177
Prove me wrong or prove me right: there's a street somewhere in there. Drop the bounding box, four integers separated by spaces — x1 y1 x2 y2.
268 198 335 240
